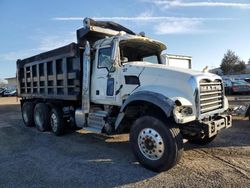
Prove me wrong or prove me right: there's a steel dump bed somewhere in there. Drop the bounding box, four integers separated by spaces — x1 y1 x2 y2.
16 43 82 100
16 18 136 101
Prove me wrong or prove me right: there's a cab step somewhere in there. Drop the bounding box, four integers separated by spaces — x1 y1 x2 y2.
82 111 108 133
82 126 103 133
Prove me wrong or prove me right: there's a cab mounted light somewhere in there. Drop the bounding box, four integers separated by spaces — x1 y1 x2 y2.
139 32 145 37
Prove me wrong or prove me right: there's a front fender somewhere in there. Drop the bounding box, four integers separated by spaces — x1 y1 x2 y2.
115 91 175 130
133 85 194 105
133 85 196 114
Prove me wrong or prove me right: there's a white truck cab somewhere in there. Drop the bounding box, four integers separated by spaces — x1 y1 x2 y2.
86 30 230 127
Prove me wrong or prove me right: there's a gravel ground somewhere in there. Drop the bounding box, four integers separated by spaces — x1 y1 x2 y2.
0 97 249 187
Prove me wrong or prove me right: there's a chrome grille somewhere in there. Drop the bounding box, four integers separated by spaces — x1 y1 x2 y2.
199 79 223 114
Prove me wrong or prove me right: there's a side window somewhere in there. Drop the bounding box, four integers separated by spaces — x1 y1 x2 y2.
98 47 112 70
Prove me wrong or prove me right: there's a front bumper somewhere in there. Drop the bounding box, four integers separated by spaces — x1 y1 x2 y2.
203 115 232 138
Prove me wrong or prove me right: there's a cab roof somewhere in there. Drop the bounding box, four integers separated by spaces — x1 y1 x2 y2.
94 33 167 52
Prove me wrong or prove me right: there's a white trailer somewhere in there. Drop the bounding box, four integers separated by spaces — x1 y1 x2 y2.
162 54 192 69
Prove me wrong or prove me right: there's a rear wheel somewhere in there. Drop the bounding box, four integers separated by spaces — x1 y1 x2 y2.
130 116 183 172
22 102 35 127
34 103 50 132
50 107 65 136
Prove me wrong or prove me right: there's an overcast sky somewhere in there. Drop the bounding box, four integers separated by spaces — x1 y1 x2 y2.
0 0 250 78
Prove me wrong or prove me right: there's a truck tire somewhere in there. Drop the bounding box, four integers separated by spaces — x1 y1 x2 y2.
246 106 250 121
34 103 50 132
130 116 183 172
22 102 34 127
188 135 217 145
50 107 65 136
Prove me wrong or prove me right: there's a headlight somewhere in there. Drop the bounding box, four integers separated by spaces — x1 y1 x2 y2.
174 106 193 117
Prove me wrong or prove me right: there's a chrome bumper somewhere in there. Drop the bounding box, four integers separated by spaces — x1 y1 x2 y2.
203 115 232 138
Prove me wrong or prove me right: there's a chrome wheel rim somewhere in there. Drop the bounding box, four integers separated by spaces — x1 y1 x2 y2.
51 113 58 132
138 128 164 160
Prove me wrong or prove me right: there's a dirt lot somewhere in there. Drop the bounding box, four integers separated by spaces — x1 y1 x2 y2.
0 97 250 187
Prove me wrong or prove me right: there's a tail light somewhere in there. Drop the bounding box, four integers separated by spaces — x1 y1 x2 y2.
232 86 239 91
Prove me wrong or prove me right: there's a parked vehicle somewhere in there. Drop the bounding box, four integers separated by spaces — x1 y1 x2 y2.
223 79 250 95
244 78 250 84
16 18 232 172
0 88 6 97
3 88 17 97
223 79 233 95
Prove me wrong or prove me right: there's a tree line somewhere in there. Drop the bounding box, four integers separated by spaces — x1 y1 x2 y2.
220 50 249 75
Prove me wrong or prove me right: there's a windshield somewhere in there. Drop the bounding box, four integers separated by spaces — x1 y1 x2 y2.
119 39 162 64
142 55 159 64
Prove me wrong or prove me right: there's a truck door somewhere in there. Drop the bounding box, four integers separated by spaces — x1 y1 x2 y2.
91 45 118 105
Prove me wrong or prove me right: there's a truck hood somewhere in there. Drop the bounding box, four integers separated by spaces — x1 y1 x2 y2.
122 61 222 109
123 61 214 77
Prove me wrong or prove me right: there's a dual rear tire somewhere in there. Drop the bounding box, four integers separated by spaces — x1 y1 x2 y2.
21 101 65 136
34 103 50 132
50 107 65 136
22 102 35 127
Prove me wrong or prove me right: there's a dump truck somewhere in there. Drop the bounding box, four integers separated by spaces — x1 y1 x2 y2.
17 18 232 172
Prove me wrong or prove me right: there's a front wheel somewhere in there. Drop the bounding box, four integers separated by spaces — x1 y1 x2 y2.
130 116 183 172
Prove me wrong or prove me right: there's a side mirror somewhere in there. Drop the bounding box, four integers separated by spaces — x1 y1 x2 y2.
111 39 119 62
121 57 128 63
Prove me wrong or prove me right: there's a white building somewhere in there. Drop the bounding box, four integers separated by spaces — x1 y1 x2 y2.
5 77 17 88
